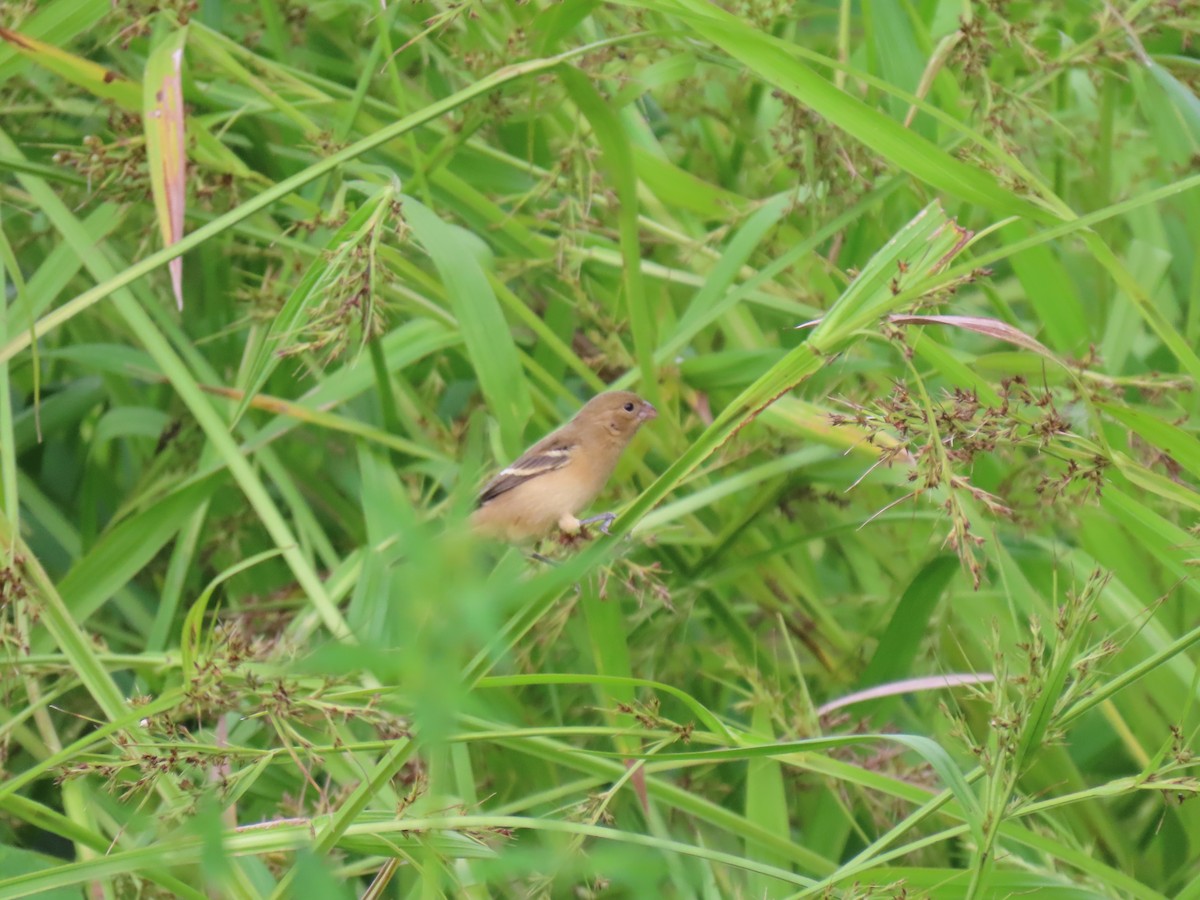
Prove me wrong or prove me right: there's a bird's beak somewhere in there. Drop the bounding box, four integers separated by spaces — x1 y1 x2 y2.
638 402 658 421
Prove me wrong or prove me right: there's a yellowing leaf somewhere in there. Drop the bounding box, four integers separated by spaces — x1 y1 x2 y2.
0 26 140 109
143 28 188 311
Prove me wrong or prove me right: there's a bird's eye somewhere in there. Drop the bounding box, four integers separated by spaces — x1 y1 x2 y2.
623 402 635 412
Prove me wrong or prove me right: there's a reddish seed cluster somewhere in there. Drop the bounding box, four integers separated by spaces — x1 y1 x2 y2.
828 373 1121 587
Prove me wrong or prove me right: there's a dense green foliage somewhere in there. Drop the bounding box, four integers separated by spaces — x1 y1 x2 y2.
2 0 1200 896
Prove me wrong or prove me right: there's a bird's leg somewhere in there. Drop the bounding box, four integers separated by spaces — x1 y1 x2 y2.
579 512 616 535
529 551 558 566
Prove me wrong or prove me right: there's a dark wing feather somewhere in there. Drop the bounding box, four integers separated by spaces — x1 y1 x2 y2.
476 437 575 506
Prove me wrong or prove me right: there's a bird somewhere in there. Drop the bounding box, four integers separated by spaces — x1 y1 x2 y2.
470 390 657 543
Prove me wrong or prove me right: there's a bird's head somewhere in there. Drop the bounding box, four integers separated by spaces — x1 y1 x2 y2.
576 390 657 441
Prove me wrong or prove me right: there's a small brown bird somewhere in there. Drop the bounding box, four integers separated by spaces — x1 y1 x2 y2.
471 390 657 543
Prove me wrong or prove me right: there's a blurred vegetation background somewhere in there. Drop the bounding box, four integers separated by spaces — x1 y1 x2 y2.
1 0 1199 897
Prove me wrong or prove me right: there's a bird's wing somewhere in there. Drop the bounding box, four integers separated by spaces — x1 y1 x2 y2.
476 436 576 506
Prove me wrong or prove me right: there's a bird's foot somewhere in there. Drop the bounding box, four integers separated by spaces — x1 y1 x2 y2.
579 512 616 535
556 527 590 547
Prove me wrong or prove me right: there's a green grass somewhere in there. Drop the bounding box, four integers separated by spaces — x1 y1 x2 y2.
1 1 1200 897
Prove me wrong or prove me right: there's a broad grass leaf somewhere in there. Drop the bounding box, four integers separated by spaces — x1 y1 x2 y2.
51 474 222 628
746 703 790 897
1103 404 1200 482
1135 61 1200 167
1007 221 1092 355
630 0 1053 221
561 67 656 394
405 197 532 456
857 555 961 692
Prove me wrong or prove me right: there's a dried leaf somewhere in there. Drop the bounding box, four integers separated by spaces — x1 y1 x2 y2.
886 314 1059 360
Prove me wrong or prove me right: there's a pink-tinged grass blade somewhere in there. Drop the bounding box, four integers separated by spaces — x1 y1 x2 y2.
818 674 996 716
143 28 188 310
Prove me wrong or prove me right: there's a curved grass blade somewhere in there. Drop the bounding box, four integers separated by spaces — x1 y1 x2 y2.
405 197 533 456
